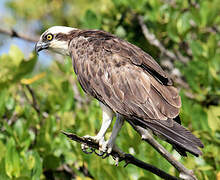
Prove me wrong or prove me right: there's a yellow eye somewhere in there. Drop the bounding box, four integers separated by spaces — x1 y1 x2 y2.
46 34 53 41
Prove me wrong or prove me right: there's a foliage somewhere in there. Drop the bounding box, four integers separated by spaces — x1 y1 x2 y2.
0 0 220 179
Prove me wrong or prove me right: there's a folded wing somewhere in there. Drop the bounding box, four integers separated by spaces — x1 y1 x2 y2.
69 31 203 156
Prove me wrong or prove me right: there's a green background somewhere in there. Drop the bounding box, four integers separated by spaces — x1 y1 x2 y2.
0 0 219 179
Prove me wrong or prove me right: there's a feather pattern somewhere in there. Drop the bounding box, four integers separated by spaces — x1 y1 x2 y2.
132 117 204 156
68 29 203 156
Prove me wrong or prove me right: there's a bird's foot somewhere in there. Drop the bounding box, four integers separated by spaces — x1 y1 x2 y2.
81 135 114 158
100 140 114 154
81 135 105 155
96 140 115 159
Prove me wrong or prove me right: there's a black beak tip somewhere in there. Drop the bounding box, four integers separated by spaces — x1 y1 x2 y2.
34 42 49 56
34 43 40 56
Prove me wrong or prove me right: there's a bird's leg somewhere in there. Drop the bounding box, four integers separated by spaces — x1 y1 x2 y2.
81 102 114 154
101 114 124 154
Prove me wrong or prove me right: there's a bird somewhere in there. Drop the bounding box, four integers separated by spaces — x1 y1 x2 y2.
35 26 203 157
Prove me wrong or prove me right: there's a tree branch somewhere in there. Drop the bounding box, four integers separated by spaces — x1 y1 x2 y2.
62 131 179 180
69 77 92 107
126 119 197 180
25 85 41 116
137 15 189 64
137 15 195 98
0 27 38 42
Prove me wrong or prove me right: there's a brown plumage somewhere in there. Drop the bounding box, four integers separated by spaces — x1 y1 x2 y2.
35 27 203 156
55 29 204 156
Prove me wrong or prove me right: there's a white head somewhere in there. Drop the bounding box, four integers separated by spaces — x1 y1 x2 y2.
35 26 78 55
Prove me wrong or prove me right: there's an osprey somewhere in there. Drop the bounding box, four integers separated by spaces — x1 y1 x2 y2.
35 26 203 157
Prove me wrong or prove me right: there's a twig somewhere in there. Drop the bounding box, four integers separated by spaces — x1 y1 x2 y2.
126 119 197 180
69 77 91 107
137 15 189 64
79 163 94 179
62 131 179 180
25 85 41 115
187 0 200 9
0 27 38 42
56 164 76 178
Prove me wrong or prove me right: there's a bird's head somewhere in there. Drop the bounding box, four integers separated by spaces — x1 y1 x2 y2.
35 26 77 55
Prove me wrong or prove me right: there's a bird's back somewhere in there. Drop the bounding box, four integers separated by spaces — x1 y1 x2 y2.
69 30 181 121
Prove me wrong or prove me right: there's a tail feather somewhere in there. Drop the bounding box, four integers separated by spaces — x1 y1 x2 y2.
133 117 204 156
170 116 188 156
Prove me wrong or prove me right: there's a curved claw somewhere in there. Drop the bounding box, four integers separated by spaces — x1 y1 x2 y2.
94 150 110 159
94 150 105 156
102 153 110 159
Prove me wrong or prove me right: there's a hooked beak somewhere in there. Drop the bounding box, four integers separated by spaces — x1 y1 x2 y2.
35 42 50 55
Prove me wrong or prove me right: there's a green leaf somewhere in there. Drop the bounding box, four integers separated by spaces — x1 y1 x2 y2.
14 177 31 180
6 97 15 111
8 45 24 66
191 104 209 131
177 12 192 35
31 151 42 180
206 106 220 132
14 119 24 140
14 54 37 82
199 0 220 27
207 34 217 58
43 154 60 170
189 41 204 58
5 138 20 178
0 141 6 163
167 21 180 43
0 89 7 116
197 165 214 171
82 10 101 29
0 158 10 180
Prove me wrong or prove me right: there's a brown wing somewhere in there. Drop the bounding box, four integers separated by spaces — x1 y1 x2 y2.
69 31 203 156
69 32 181 121
105 38 174 86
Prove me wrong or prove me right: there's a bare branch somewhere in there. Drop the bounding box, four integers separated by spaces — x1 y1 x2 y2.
138 16 175 60
78 163 94 179
69 77 92 107
0 27 39 42
25 85 41 115
56 164 76 178
137 15 189 64
62 131 179 180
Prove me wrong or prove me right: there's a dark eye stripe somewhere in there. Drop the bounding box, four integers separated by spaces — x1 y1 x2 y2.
55 33 68 41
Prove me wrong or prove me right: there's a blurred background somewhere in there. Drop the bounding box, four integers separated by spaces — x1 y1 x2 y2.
0 0 219 179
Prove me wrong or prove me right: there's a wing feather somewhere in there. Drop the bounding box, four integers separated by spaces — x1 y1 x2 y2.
70 33 180 120
69 31 203 156
111 39 173 85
